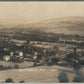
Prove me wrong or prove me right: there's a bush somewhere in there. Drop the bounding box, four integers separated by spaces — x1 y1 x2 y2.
5 78 14 83
14 65 19 69
57 72 69 82
7 66 12 69
73 72 84 82
0 65 3 68
19 80 24 83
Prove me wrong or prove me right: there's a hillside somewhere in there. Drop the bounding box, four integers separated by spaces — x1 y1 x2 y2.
28 16 84 35
0 16 84 36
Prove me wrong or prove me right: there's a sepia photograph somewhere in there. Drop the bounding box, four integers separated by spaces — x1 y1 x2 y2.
0 1 84 83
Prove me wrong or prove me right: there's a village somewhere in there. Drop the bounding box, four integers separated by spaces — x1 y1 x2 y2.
0 30 84 83
0 31 84 70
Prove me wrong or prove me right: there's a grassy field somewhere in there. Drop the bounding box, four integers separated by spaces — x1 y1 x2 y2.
0 61 84 83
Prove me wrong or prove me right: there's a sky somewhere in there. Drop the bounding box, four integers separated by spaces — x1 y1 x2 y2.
0 2 84 24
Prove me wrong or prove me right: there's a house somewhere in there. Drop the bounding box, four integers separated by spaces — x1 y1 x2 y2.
3 55 11 61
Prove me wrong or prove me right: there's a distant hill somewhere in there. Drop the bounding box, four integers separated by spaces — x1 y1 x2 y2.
28 16 84 36
0 16 84 36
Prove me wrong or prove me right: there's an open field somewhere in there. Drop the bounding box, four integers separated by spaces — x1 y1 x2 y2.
0 65 84 83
